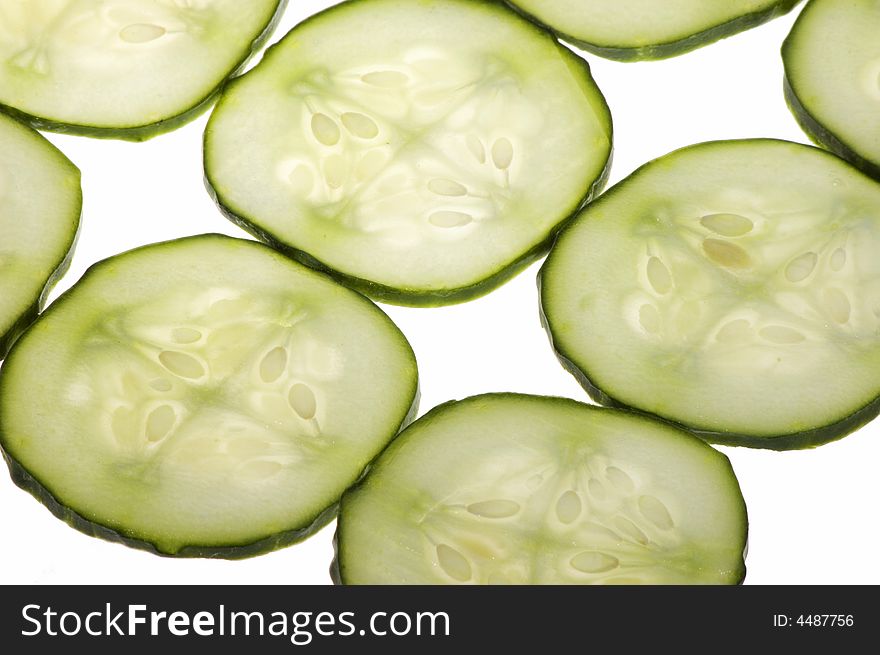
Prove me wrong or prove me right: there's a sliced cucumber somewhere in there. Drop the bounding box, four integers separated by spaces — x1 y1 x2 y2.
0 0 286 140
506 0 801 61
0 235 418 557
540 140 880 449
205 0 612 306
335 394 747 585
0 112 81 359
783 0 880 180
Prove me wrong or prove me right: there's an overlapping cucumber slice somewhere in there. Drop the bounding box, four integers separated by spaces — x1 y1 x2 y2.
0 235 418 557
783 0 880 179
506 0 801 61
0 112 81 359
336 394 747 585
205 0 611 305
540 140 880 449
0 0 286 139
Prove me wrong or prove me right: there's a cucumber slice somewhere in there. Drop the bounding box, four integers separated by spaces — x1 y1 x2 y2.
335 394 747 585
204 0 612 306
0 235 418 557
506 0 801 61
783 0 880 180
540 139 880 449
0 112 81 359
0 0 286 140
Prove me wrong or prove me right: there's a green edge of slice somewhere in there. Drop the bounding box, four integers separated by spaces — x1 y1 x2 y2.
505 0 802 62
0 242 79 361
783 78 880 182
782 0 880 181
0 452 338 560
204 0 612 307
0 114 81 359
537 300 880 451
332 393 748 585
0 1 288 142
0 234 420 558
539 139 880 450
205 159 612 307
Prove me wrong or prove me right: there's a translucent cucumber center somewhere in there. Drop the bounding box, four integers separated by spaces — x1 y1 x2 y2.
416 449 686 584
0 0 208 76
77 287 343 485
0 162 8 268
626 202 880 369
275 50 544 248
863 59 880 101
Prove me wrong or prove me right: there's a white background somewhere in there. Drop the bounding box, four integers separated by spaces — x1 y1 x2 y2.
2 0 878 585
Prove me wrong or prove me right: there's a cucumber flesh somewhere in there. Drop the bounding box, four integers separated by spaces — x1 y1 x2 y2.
783 0 880 179
0 0 286 139
540 140 880 448
0 235 418 557
336 394 747 585
205 0 611 305
0 112 81 358
506 0 801 61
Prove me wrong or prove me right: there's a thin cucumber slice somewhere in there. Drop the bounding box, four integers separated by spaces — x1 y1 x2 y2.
783 0 880 180
540 140 880 449
506 0 801 61
0 235 418 558
335 394 747 585
0 1 287 140
205 0 612 306
0 112 81 359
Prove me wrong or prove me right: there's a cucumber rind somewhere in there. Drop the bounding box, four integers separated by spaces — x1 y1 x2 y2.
0 1 288 142
505 0 802 62
782 73 880 182
2 386 420 559
780 0 880 181
0 234 420 558
538 138 880 450
538 285 880 451
0 447 336 559
1 392 421 560
204 148 612 307
203 0 613 307
0 119 82 360
0 226 80 360
332 393 748 584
